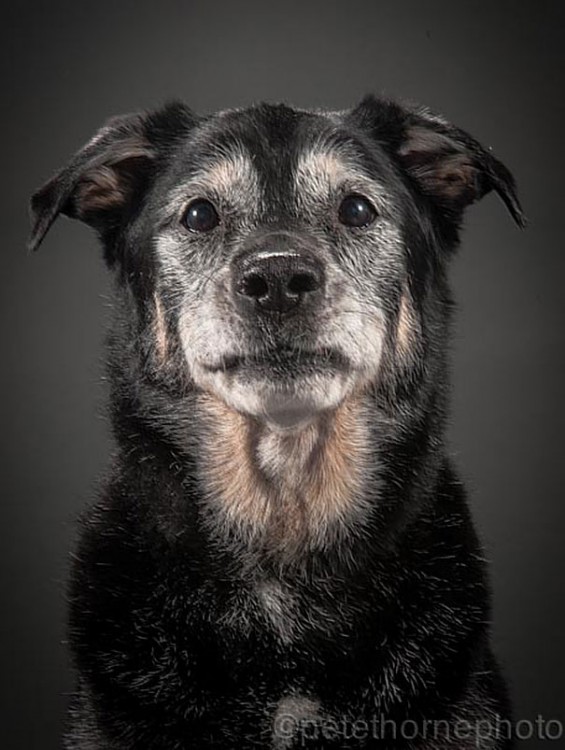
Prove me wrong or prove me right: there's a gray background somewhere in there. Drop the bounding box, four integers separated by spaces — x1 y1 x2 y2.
2 1 563 747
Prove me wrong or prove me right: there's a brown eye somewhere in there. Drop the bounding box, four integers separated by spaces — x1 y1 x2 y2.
182 199 220 233
338 194 376 228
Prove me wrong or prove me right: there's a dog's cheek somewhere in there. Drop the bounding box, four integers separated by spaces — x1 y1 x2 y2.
386 288 425 386
395 289 420 363
142 293 192 386
152 294 170 367
175 304 201 381
320 272 384 377
176 296 241 388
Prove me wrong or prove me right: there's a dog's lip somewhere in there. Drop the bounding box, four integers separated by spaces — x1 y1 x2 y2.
204 346 351 374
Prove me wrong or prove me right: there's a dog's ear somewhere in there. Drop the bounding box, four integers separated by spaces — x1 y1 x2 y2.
349 95 526 228
28 102 194 252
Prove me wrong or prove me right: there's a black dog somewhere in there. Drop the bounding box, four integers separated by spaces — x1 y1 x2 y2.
30 95 524 749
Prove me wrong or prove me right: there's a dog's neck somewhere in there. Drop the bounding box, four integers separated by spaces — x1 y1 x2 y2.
195 392 374 560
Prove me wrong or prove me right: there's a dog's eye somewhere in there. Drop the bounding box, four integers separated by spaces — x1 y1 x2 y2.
338 194 376 228
182 199 220 233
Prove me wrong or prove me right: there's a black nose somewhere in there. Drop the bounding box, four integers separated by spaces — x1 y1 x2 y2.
234 251 324 315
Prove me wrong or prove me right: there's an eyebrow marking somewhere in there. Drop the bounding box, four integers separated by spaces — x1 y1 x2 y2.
295 148 360 195
293 144 391 214
167 149 260 206
196 151 259 194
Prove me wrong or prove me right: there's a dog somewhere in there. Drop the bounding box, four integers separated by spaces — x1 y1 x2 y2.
29 95 525 749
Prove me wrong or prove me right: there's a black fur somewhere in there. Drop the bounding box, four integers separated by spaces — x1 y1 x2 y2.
30 96 524 749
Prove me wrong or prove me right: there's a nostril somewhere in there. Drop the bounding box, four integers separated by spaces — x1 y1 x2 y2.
240 273 269 299
287 272 319 295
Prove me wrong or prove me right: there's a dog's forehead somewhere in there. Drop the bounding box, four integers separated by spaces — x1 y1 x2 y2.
177 104 376 194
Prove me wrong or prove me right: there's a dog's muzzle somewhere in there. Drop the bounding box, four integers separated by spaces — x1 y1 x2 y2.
193 231 361 428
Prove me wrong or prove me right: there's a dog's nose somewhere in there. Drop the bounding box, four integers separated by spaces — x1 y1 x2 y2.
233 251 324 315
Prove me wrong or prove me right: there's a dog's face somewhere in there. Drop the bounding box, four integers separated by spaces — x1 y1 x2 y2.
29 98 524 428
152 108 408 428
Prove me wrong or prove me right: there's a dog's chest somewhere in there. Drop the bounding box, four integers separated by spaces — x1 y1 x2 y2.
255 579 302 645
198 393 372 556
215 576 335 648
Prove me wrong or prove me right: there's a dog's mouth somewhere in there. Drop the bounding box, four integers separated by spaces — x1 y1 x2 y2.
199 346 355 428
204 346 351 377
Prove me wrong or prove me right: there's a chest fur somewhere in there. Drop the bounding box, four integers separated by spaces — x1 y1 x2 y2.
196 394 372 557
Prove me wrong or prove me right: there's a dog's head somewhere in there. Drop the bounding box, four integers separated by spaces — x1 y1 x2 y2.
29 97 524 429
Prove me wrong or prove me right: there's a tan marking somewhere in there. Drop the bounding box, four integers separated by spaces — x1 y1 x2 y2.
75 166 126 213
200 152 257 194
153 294 169 365
294 148 367 208
168 151 260 215
296 149 353 189
74 141 152 216
198 396 269 538
294 146 390 215
436 156 478 202
197 392 371 557
163 150 261 225
399 126 478 203
396 289 416 359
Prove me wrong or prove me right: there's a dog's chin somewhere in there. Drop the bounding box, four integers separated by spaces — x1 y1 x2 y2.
217 375 352 429
198 361 354 430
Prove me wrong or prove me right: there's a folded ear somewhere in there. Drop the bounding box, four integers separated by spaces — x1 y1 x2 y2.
28 102 195 253
28 113 154 252
350 95 526 228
